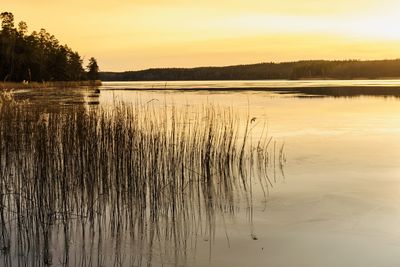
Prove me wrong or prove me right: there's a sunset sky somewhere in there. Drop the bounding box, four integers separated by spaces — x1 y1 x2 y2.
4 0 400 71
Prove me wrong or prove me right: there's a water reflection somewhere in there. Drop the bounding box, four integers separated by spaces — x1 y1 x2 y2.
4 80 399 267
10 87 100 109
0 91 284 266
273 87 400 98
100 80 400 98
95 83 400 267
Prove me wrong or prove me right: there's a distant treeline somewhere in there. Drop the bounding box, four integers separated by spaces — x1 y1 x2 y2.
101 60 400 81
0 12 99 82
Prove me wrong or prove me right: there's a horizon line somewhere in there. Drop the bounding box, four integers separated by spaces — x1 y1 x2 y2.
101 58 400 73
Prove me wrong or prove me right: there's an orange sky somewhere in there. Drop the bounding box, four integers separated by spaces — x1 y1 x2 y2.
4 0 400 71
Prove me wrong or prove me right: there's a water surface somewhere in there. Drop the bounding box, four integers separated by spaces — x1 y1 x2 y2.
5 80 400 266
99 80 400 267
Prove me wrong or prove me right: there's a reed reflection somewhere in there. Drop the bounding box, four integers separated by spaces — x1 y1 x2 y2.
0 92 284 266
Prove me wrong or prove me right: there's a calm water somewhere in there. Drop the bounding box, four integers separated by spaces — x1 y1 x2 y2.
100 80 400 90
7 80 400 266
99 81 400 267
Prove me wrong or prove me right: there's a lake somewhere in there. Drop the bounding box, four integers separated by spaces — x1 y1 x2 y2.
2 80 400 267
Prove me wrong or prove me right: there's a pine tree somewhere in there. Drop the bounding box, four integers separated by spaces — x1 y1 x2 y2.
86 57 99 80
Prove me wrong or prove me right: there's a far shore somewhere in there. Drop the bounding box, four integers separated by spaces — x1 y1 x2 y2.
0 80 102 90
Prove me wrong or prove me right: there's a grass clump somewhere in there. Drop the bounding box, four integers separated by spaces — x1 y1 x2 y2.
0 93 284 266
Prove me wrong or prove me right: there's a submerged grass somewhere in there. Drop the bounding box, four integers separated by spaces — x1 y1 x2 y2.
0 92 284 266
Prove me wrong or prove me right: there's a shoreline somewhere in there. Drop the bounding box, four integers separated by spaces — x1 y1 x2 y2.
100 77 400 82
0 80 102 90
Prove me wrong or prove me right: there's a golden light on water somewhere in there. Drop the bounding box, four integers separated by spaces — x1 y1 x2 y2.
4 0 400 70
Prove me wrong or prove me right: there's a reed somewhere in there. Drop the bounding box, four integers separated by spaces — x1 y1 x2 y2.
0 93 284 266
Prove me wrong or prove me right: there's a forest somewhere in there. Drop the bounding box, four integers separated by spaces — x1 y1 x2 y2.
101 59 400 81
0 12 99 82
